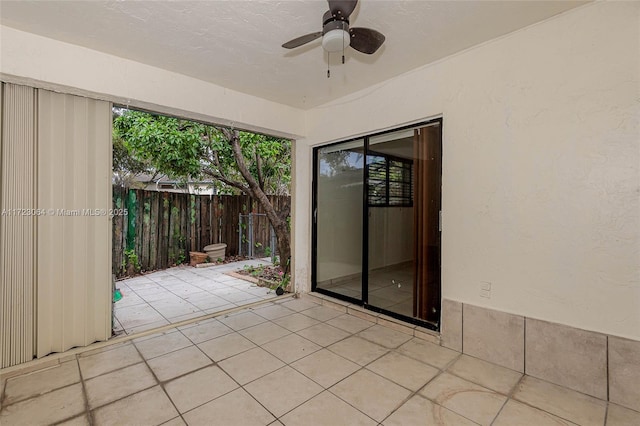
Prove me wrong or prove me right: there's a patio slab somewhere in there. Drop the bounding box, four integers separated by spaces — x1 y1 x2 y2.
114 259 276 335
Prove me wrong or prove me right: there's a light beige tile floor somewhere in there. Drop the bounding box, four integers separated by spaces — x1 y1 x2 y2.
114 259 276 335
1 295 636 426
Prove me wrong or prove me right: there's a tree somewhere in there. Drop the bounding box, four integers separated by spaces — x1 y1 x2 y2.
112 110 154 187
113 109 292 273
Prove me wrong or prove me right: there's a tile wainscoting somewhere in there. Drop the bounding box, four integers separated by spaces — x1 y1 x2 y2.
440 299 640 412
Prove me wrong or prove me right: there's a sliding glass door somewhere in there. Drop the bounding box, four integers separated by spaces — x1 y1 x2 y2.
314 139 365 302
313 120 442 329
367 130 416 318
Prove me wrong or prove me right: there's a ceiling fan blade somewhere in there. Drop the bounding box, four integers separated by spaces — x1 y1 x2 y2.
328 0 358 19
349 27 385 54
282 32 323 49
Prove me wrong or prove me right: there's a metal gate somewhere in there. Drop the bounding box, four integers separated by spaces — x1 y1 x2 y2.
238 213 277 262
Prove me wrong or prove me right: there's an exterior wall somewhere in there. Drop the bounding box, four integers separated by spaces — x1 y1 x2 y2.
0 25 306 139
297 1 640 340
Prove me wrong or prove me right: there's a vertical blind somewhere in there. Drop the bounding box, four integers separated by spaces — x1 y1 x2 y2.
37 90 112 357
0 84 37 368
0 83 112 367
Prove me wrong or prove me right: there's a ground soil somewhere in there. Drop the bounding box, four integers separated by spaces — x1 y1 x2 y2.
235 264 284 282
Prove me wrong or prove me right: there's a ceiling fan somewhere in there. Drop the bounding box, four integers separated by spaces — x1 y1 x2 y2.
282 0 386 60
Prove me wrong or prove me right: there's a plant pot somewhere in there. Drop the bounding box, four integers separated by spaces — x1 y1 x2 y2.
189 251 208 267
203 243 227 262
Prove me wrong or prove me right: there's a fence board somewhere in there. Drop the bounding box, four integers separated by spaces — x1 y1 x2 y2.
111 186 289 278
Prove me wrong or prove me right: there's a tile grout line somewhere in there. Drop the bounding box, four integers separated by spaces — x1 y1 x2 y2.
130 338 186 425
606 335 609 402
0 298 294 380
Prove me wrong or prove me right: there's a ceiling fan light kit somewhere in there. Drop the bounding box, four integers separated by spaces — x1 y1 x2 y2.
322 28 350 52
282 0 385 77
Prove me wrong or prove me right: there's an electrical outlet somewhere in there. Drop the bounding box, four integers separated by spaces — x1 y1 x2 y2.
480 281 492 298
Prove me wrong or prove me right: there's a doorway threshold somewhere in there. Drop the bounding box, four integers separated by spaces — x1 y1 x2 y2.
307 292 440 345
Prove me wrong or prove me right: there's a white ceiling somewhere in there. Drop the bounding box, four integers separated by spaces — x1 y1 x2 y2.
0 0 586 109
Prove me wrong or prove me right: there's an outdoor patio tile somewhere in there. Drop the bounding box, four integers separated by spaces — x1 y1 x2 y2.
218 311 267 330
291 349 360 388
204 304 236 315
79 344 143 379
357 325 412 349
512 376 606 426
397 337 460 369
3 359 80 405
147 346 212 382
328 336 389 366
212 274 239 282
161 417 187 426
279 297 321 312
420 372 507 426
253 304 294 320
164 311 205 323
92 386 178 426
218 289 260 304
134 331 193 360
296 323 350 347
0 383 85 426
280 391 376 426
262 333 322 363
301 305 344 322
447 354 523 395
115 292 147 308
382 394 479 426
164 365 238 413
330 369 412 422
152 302 201 319
218 347 285 385
493 400 576 426
138 291 184 303
85 362 156 409
165 284 204 296
180 320 233 344
606 403 640 426
197 332 256 361
189 294 234 310
58 413 91 426
367 351 439 391
115 303 166 329
183 388 275 426
326 314 375 334
122 276 155 285
133 286 169 298
274 312 320 332
245 366 323 417
125 318 171 334
239 321 291 345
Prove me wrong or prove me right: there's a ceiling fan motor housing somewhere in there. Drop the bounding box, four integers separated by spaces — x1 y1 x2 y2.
322 10 350 52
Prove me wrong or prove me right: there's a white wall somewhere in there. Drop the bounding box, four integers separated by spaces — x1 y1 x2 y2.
0 26 305 139
369 207 413 270
297 1 640 340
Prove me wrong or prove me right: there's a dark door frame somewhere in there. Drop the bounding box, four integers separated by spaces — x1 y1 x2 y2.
311 117 443 331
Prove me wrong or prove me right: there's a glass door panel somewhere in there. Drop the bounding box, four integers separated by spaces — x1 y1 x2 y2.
315 140 364 301
367 131 416 318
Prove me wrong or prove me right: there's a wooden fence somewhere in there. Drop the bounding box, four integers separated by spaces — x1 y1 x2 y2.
112 186 289 277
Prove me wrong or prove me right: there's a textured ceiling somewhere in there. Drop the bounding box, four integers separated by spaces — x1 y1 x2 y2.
0 0 587 109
